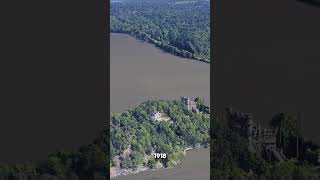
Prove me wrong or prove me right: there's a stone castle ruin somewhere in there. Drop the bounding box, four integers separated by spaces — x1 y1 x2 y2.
180 96 199 113
226 108 286 161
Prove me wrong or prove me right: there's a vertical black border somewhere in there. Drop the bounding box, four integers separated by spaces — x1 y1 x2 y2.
0 0 110 172
210 0 215 179
106 0 111 179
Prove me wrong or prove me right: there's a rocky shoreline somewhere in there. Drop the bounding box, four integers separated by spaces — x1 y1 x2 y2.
110 147 194 179
110 166 148 179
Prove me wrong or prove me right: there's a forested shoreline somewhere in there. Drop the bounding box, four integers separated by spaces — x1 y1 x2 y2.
110 0 210 63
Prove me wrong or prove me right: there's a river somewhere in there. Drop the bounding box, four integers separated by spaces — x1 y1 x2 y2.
110 33 210 179
110 33 210 113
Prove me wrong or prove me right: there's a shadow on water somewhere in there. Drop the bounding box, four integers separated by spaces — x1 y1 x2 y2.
297 0 320 7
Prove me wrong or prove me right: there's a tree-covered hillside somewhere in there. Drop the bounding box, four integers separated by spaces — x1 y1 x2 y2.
110 0 210 62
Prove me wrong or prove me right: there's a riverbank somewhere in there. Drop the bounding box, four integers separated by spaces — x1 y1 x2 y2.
110 147 196 179
110 31 210 64
110 166 148 179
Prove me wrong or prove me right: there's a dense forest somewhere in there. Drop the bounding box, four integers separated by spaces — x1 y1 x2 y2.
110 98 210 174
211 110 320 180
110 0 210 62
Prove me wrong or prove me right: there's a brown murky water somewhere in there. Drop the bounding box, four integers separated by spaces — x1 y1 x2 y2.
110 33 210 180
110 33 210 113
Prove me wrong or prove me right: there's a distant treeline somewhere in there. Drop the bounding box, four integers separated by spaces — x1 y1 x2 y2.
110 1 210 63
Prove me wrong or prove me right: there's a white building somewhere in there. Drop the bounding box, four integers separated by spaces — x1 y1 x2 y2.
151 111 162 120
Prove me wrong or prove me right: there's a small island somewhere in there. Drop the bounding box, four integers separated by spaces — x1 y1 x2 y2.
110 97 210 178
